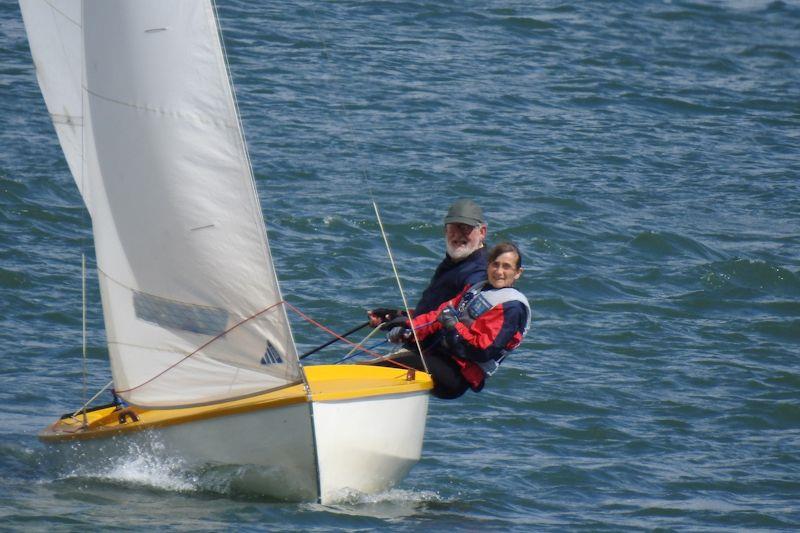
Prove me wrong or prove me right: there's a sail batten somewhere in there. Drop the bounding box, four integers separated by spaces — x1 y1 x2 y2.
21 0 302 407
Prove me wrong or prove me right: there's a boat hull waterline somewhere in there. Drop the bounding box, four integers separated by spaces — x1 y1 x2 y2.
41 365 433 503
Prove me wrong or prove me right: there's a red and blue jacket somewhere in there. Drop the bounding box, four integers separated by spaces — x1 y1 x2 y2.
409 248 488 353
410 282 530 371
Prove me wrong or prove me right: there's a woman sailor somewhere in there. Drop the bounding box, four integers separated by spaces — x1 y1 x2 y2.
383 242 531 399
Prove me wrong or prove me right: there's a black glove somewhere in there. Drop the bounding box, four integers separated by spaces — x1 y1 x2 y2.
380 315 410 331
437 305 459 330
387 326 411 344
367 307 404 327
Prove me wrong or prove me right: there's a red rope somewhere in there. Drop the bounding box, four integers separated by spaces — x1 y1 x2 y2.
117 300 414 395
283 301 386 359
283 302 416 371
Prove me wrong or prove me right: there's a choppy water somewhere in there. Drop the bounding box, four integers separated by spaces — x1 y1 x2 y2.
2 0 799 530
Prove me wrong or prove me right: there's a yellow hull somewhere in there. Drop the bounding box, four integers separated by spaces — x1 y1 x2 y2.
40 365 433 502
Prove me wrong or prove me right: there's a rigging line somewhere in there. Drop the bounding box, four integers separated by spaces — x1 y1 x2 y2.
81 253 87 428
306 7 413 337
212 0 275 231
212 1 302 375
339 315 437 362
283 302 384 359
343 324 383 357
299 321 370 360
114 300 286 394
303 7 421 376
333 339 389 365
372 200 430 374
284 303 415 371
71 379 113 420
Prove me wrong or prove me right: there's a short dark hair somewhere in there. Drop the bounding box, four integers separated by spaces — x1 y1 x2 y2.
488 242 522 269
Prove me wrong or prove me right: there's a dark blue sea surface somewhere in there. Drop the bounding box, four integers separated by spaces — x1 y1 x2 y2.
2 0 799 530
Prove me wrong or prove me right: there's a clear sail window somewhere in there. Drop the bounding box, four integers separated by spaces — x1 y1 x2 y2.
260 341 284 365
133 291 229 336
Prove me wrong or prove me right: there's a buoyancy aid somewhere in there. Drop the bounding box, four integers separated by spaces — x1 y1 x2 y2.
453 281 531 376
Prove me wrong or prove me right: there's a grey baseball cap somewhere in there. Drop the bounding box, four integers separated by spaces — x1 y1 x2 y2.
443 199 485 227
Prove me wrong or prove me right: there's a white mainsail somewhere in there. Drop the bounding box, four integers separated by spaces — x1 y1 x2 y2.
21 0 303 407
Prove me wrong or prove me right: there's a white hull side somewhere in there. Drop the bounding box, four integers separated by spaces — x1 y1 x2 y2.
312 391 430 503
50 402 319 501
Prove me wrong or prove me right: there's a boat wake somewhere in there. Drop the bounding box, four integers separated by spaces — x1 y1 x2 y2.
50 441 289 499
303 487 445 519
53 438 198 494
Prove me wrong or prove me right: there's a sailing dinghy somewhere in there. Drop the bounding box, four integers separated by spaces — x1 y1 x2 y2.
21 0 432 502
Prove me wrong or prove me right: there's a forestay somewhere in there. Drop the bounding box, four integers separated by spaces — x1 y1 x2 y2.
20 0 303 407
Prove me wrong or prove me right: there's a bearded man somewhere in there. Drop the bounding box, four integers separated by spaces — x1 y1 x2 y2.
368 199 488 342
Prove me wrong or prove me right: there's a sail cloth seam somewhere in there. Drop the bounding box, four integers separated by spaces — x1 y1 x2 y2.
106 341 190 355
83 87 238 129
228 367 240 397
43 0 80 28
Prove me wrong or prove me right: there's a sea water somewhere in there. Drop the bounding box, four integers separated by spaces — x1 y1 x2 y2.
1 0 798 530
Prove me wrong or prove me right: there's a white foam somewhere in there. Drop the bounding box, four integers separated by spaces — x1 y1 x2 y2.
57 437 198 493
303 487 445 519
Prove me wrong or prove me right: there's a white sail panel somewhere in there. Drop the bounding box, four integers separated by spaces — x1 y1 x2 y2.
18 0 87 200
69 0 299 407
